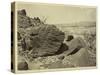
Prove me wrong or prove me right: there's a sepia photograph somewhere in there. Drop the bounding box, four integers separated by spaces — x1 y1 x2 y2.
11 2 96 73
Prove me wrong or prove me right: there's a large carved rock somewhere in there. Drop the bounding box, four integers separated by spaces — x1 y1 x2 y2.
17 9 65 57
22 25 65 57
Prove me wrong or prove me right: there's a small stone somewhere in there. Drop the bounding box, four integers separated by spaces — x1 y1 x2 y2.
58 56 65 60
18 57 28 70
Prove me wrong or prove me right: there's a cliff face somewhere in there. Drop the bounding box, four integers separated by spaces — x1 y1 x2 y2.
17 9 96 70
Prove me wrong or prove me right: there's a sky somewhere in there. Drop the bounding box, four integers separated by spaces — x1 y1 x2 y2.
16 2 96 24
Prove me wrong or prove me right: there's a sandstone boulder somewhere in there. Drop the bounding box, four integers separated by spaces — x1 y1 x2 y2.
22 25 65 57
65 37 87 56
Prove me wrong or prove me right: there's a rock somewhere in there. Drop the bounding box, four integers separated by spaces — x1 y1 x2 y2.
68 48 90 67
66 35 74 41
17 9 32 28
65 37 87 56
18 57 28 70
68 37 86 50
18 9 26 16
18 32 22 40
55 43 68 55
18 9 44 28
22 25 65 57
30 18 44 26
18 14 31 28
17 9 65 57
58 55 65 60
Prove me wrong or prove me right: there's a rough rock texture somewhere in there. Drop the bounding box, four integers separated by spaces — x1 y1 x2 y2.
84 33 96 66
18 9 65 57
18 13 31 28
21 25 65 57
30 17 44 26
27 48 92 70
18 9 44 28
18 56 28 70
18 9 26 16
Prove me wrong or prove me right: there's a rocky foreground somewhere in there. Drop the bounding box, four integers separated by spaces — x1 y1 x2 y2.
17 9 96 70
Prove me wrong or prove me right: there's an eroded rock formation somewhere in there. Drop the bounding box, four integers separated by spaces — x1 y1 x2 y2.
17 9 96 70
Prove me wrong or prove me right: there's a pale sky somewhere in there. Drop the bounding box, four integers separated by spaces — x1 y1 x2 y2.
16 2 96 24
